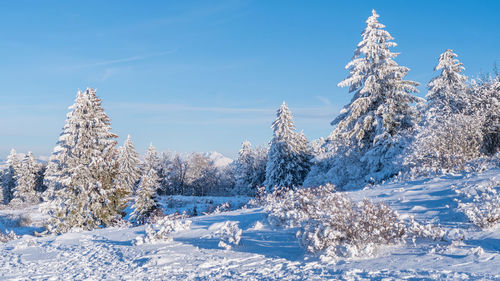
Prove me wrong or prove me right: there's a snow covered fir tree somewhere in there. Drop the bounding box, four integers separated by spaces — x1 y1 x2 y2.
234 141 266 195
130 143 161 224
11 152 42 204
1 149 20 204
116 135 142 196
43 88 125 233
305 9 421 189
424 49 469 119
265 102 312 190
404 50 483 174
130 167 161 224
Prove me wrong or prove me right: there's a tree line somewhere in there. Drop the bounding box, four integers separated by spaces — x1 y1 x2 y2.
0 9 498 233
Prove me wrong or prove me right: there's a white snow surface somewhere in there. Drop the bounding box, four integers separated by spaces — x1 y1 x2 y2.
1 169 500 280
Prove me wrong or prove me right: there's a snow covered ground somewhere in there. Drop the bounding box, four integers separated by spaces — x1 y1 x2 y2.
1 169 499 280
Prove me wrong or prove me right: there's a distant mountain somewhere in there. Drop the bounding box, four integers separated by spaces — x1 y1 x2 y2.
205 151 233 168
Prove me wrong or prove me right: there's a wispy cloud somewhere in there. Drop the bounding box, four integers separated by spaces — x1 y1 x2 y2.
108 102 273 114
107 102 340 122
316 95 332 106
75 50 176 69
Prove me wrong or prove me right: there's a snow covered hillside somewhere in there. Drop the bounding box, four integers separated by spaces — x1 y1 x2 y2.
206 151 233 168
1 169 499 280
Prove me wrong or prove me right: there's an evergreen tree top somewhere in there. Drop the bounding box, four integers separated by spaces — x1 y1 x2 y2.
239 141 252 156
271 102 296 141
332 10 420 147
427 49 467 101
146 143 157 158
7 149 18 163
337 9 417 97
143 143 159 171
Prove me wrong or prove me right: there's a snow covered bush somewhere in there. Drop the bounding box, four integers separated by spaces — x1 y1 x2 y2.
0 230 19 243
455 178 500 229
264 185 442 259
135 214 192 245
203 201 231 215
470 79 500 155
246 186 268 208
216 221 242 250
404 112 485 177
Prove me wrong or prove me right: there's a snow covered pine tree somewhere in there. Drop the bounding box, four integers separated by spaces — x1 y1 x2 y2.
425 49 468 119
116 135 142 197
1 149 20 204
235 141 255 195
306 9 420 189
265 102 312 190
405 50 484 174
130 167 161 224
44 88 125 233
11 152 41 204
470 78 500 155
130 143 161 224
142 143 160 174
234 141 266 195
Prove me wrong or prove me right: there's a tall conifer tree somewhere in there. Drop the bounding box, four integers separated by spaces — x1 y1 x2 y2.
45 88 123 233
1 149 20 204
265 102 311 190
306 10 420 189
116 135 141 196
12 152 40 204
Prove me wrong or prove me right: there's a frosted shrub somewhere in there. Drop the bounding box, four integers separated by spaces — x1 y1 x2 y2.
216 221 242 250
204 202 232 215
265 185 334 228
0 230 19 243
296 197 407 259
135 215 191 245
456 179 500 229
246 186 268 208
213 202 231 214
404 113 485 178
264 185 442 259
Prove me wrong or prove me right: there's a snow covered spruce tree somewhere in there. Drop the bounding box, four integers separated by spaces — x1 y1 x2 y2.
130 143 161 224
234 141 266 195
1 149 20 204
235 140 254 195
305 10 420 189
44 88 125 233
116 135 141 196
130 168 161 224
11 152 41 204
44 93 82 199
265 102 312 190
425 49 468 119
470 78 500 155
143 143 160 174
404 50 485 175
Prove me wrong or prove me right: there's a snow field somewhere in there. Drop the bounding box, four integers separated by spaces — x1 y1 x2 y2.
0 169 499 280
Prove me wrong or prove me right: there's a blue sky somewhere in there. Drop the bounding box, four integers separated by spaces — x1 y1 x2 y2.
1 0 499 159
